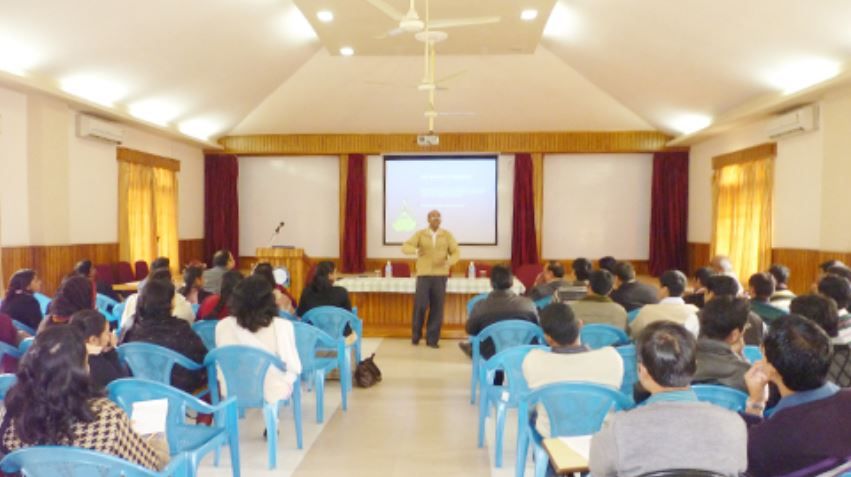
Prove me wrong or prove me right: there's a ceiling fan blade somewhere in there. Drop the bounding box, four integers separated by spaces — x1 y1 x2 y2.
428 16 501 29
364 0 405 21
435 70 467 85
437 111 476 116
374 27 405 39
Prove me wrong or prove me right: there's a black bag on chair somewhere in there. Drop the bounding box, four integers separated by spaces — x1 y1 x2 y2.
354 353 382 388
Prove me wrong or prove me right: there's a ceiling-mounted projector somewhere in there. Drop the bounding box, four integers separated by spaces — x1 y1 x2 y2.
417 134 439 146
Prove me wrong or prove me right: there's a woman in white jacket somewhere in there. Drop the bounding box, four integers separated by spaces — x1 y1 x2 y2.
215 275 302 403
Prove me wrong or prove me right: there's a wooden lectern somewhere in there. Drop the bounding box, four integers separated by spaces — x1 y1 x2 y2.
255 248 307 301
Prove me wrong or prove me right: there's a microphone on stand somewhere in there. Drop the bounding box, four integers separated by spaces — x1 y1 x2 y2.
267 221 286 247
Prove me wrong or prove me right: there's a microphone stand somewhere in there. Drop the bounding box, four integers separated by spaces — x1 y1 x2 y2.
267 222 285 248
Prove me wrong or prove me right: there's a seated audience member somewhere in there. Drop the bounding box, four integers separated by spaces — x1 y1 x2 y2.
743 315 851 476
0 326 164 470
817 274 851 343
297 261 351 317
461 265 538 359
121 279 207 394
70 309 128 390
820 259 848 276
768 263 795 309
177 264 210 305
121 267 195 329
707 274 764 345
253 262 297 314
202 249 235 294
40 275 94 331
630 270 699 338
711 255 741 281
610 262 658 312
692 296 751 392
0 312 22 372
598 256 617 273
215 275 302 403
749 272 786 325
589 321 747 476
556 258 592 302
684 266 715 308
522 303 623 436
73 259 119 302
137 256 169 290
198 270 243 321
527 261 569 301
569 270 627 331
0 269 44 331
789 294 850 387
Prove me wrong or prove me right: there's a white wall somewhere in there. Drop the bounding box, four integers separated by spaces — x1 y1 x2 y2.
238 156 340 258
0 87 30 246
542 154 653 259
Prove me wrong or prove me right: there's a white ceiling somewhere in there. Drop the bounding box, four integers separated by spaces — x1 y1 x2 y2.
1 0 851 139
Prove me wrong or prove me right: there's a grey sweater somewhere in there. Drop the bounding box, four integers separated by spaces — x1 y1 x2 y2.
589 401 747 477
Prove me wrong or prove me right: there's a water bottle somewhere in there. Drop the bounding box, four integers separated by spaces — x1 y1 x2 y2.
468 261 476 279
384 261 393 278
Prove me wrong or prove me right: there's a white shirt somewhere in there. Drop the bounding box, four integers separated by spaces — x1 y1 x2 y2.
120 292 196 331
430 228 439 247
631 296 700 338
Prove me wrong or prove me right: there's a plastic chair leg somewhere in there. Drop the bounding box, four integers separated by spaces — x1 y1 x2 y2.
315 370 325 423
263 404 279 469
477 390 489 448
533 443 548 477
470 360 478 404
227 405 241 477
495 402 508 468
292 391 303 449
355 338 362 364
515 415 529 477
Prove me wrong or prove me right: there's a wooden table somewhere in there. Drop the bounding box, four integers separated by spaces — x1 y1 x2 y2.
335 277 525 339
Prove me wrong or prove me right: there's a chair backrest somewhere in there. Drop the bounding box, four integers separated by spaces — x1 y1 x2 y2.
522 381 633 436
192 320 218 351
580 324 629 349
117 342 202 385
292 322 338 372
95 264 115 286
204 345 285 410
11 320 35 337
482 345 547 401
108 378 214 454
18 338 34 355
513 263 543 290
0 374 17 399
0 342 21 362
533 295 552 310
112 302 127 330
743 345 763 364
301 306 357 339
477 320 546 354
626 307 642 324
691 384 748 412
466 292 489 317
134 260 150 281
33 293 51 316
116 262 135 284
95 293 120 321
830 344 851 388
0 446 181 477
615 343 638 398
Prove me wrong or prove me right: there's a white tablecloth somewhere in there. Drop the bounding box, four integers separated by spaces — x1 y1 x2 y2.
335 277 526 295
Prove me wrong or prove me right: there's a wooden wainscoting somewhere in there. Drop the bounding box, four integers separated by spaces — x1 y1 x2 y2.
178 239 206 265
687 243 711 277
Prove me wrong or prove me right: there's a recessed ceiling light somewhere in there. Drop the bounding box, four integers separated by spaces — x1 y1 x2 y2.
0 40 40 76
60 75 127 107
340 46 354 56
317 10 334 23
128 99 181 126
764 58 842 95
179 118 221 141
521 9 538 21
670 114 713 135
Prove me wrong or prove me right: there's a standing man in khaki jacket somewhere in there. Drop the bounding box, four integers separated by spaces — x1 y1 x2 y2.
402 210 460 348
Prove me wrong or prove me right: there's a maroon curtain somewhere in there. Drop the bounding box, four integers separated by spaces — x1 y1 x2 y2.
512 153 539 269
342 154 367 273
649 151 689 276
204 154 240 266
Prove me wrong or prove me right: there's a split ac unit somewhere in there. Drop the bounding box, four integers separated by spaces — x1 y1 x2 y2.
76 114 125 144
765 105 818 139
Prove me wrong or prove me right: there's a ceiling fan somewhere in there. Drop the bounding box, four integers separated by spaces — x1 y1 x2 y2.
365 0 501 39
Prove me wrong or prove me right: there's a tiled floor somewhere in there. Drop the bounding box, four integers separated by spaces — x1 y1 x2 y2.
197 338 533 477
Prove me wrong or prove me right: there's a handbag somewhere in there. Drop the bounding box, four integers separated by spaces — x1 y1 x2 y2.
354 353 382 388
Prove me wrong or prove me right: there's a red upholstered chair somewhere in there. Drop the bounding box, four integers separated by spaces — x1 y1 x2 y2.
94 264 115 286
513 263 543 291
115 261 135 284
382 262 412 277
474 263 492 278
134 260 149 281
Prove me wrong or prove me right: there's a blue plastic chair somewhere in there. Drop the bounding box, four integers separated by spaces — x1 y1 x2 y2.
691 384 748 412
743 345 763 364
11 320 35 336
18 337 34 355
96 293 120 323
0 446 189 477
191 303 200 317
0 341 21 362
533 295 552 310
204 345 303 469
113 301 127 332
292 322 342 423
192 320 218 351
0 374 17 399
117 343 206 397
580 324 629 349
466 292 488 316
615 343 638 401
108 378 240 477
301 306 363 393
626 307 642 324
517 382 634 477
477 345 547 468
469 320 546 404
33 292 51 316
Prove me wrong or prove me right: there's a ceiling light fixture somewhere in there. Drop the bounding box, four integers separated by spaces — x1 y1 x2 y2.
765 59 842 95
0 41 39 76
179 118 220 142
128 99 181 126
60 75 127 107
317 10 334 23
543 3 581 39
521 9 538 21
339 46 354 56
670 114 713 135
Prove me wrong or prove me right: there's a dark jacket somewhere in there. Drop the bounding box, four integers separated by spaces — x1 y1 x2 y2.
610 281 658 312
88 348 129 390
122 316 208 394
466 289 539 359
745 312 765 346
692 338 750 392
527 279 569 301
298 285 353 335
0 293 42 331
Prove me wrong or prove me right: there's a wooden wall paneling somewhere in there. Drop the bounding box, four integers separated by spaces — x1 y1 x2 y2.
178 239 206 265
771 248 851 295
687 242 711 277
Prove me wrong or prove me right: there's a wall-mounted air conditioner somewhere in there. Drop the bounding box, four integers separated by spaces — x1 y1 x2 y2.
766 105 818 139
76 113 125 144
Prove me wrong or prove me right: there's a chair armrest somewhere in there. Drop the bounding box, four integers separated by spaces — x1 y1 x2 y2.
160 450 190 476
